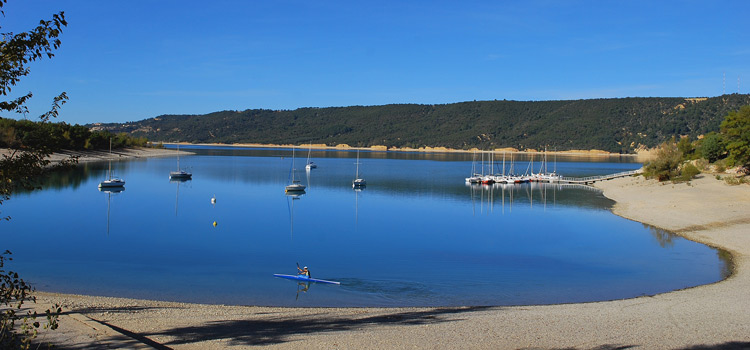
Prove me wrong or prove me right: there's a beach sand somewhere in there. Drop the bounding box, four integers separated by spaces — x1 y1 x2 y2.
1 147 188 165
27 175 750 349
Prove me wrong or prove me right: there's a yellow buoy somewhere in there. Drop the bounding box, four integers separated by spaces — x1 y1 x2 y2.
212 221 217 227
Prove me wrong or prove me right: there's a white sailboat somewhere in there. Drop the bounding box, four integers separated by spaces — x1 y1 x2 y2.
352 150 366 188
169 144 192 180
285 147 306 192
465 150 482 183
98 138 125 189
305 144 317 170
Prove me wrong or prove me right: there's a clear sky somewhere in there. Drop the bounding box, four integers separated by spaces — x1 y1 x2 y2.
2 0 749 125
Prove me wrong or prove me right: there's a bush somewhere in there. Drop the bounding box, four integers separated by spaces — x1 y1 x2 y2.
677 136 697 160
714 159 727 173
724 176 750 185
675 163 701 182
644 139 682 181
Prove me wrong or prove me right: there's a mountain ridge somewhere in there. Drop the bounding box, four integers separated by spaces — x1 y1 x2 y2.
92 94 750 153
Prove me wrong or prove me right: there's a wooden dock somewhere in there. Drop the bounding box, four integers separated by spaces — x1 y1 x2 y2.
558 169 643 184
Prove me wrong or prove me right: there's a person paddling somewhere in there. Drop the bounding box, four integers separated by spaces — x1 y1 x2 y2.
297 265 311 278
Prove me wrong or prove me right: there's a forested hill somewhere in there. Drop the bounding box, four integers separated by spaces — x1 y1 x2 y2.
93 94 750 153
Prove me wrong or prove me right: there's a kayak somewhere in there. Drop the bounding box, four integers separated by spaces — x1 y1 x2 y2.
273 274 341 285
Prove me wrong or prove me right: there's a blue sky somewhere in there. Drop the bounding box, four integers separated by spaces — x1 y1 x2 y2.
3 1 749 125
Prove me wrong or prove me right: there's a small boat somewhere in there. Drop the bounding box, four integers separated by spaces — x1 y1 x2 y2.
352 150 366 188
285 147 306 192
273 274 341 285
99 138 125 189
169 144 192 180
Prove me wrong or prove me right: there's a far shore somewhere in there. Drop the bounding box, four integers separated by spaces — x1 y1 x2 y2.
165 141 653 160
3 143 652 167
27 174 750 349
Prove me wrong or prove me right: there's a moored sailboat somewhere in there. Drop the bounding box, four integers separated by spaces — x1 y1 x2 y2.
169 144 192 180
99 138 125 189
285 147 306 192
352 150 366 188
305 144 317 170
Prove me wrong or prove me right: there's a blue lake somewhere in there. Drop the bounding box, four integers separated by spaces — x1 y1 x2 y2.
2 146 729 307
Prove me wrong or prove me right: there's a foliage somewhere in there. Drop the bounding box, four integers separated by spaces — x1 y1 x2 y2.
643 139 682 181
676 136 696 160
0 118 148 150
720 105 750 169
0 1 66 118
1 1 67 347
1 251 60 349
93 95 750 154
723 175 750 185
699 132 726 163
676 163 701 182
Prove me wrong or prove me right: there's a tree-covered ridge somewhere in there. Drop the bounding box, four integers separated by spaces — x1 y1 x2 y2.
93 94 750 153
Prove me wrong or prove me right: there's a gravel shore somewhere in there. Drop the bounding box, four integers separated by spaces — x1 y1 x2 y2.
29 175 750 349
1 146 188 165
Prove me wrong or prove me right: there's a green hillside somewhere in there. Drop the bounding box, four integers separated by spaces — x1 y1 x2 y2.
92 94 750 153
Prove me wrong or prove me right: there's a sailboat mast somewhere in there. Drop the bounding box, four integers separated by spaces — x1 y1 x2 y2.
502 152 505 175
355 150 360 178
108 138 112 180
554 147 557 173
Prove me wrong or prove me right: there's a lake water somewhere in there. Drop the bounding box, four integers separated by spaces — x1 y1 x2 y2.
2 146 729 307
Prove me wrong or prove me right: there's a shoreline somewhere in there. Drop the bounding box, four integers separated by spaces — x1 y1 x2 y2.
169 142 653 161
29 176 750 348
48 147 188 164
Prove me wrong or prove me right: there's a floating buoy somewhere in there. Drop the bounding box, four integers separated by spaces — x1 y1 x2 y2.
213 221 217 227
211 195 216 204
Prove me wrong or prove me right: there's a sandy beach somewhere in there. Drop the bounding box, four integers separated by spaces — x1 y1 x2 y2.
26 175 750 349
1 147 189 165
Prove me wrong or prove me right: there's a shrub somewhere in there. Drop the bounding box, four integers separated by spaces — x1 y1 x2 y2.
724 176 750 185
644 139 682 181
675 163 701 182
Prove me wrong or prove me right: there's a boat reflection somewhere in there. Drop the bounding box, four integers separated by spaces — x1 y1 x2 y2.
305 168 312 191
467 182 601 214
99 186 124 235
170 177 191 216
286 191 304 239
353 185 364 228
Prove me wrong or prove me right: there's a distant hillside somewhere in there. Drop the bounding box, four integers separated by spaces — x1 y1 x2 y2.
92 94 750 153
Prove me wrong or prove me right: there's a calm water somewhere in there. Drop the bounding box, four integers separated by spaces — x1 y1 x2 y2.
2 147 729 307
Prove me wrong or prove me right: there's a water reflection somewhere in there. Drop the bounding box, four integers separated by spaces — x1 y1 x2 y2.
295 282 310 301
645 223 677 248
644 223 733 280
353 186 364 229
170 177 191 217
98 186 124 235
286 191 304 240
466 182 605 214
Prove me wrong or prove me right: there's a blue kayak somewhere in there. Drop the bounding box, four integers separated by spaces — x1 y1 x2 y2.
273 274 341 285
